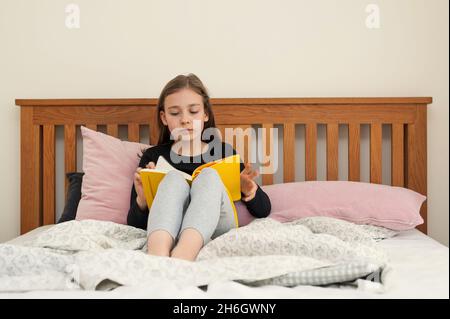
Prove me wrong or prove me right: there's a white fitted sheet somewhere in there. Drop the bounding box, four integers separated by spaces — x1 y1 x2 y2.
1 227 448 299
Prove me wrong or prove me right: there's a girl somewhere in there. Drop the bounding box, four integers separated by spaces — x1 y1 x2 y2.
127 73 271 261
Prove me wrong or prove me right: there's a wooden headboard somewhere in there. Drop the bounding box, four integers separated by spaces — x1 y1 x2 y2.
15 97 431 235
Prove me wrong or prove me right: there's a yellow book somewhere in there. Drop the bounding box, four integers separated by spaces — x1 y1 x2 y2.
139 154 242 227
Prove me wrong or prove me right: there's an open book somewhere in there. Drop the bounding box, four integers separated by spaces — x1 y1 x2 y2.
139 154 242 213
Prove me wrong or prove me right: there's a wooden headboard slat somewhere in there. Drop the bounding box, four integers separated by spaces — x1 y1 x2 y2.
348 124 361 182
305 123 317 181
43 125 55 226
149 109 160 145
326 123 339 181
239 125 253 165
15 98 431 235
107 124 119 138
64 125 77 196
217 124 251 164
128 123 140 143
406 106 427 233
283 123 296 183
261 123 275 186
20 107 41 232
391 123 405 187
370 123 383 184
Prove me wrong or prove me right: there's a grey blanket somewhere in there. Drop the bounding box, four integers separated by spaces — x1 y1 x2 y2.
0 217 395 292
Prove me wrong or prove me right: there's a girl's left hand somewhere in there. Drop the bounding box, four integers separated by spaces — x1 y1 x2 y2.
240 163 259 201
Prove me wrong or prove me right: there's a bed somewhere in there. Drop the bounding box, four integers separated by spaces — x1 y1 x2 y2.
2 97 447 298
4 227 447 299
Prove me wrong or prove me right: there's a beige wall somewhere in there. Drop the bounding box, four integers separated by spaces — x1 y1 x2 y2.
0 0 448 245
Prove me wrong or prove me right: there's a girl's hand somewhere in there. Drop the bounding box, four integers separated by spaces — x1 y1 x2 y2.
240 163 259 201
134 162 155 210
145 162 156 169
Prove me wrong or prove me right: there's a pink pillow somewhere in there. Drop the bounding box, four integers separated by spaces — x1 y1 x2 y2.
236 181 425 231
76 126 151 224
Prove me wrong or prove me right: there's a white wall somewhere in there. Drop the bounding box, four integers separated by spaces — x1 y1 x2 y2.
0 0 448 245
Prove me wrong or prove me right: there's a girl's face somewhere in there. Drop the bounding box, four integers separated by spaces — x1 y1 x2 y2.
160 88 209 142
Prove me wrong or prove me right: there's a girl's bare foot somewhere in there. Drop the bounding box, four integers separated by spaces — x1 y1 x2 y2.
147 230 174 257
170 228 204 261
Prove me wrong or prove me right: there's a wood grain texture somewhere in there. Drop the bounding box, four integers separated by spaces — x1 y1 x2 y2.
150 108 160 145
370 123 382 184
20 107 41 234
213 104 419 125
150 125 159 146
348 123 361 182
29 105 423 126
43 125 55 225
33 106 154 125
16 97 432 106
406 106 427 233
305 123 317 181
326 123 339 181
216 125 225 144
128 123 140 142
107 124 119 138
216 125 253 164
391 123 404 187
283 123 295 183
261 123 274 186
232 125 253 165
86 124 97 131
15 98 431 234
64 125 77 197
216 124 236 146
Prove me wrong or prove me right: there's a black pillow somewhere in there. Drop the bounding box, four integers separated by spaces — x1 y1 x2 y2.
57 172 84 223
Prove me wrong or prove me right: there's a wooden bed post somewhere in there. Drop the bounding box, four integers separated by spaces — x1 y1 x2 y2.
20 107 42 234
406 105 427 234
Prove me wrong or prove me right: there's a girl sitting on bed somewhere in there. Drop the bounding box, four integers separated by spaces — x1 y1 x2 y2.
127 73 271 262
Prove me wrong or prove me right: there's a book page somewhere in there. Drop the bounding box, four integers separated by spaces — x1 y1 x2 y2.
155 156 192 180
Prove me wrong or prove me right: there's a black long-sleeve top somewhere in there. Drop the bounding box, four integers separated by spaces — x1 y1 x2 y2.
127 140 271 230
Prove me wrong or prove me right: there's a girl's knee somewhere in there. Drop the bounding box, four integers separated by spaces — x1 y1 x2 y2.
191 168 222 193
163 170 190 186
196 167 221 182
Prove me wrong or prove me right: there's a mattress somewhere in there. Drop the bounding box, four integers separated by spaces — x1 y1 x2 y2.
1 226 448 299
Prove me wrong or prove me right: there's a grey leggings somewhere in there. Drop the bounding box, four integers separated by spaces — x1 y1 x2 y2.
147 167 237 246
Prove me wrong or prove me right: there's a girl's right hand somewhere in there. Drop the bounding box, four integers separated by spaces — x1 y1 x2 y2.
134 162 156 210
